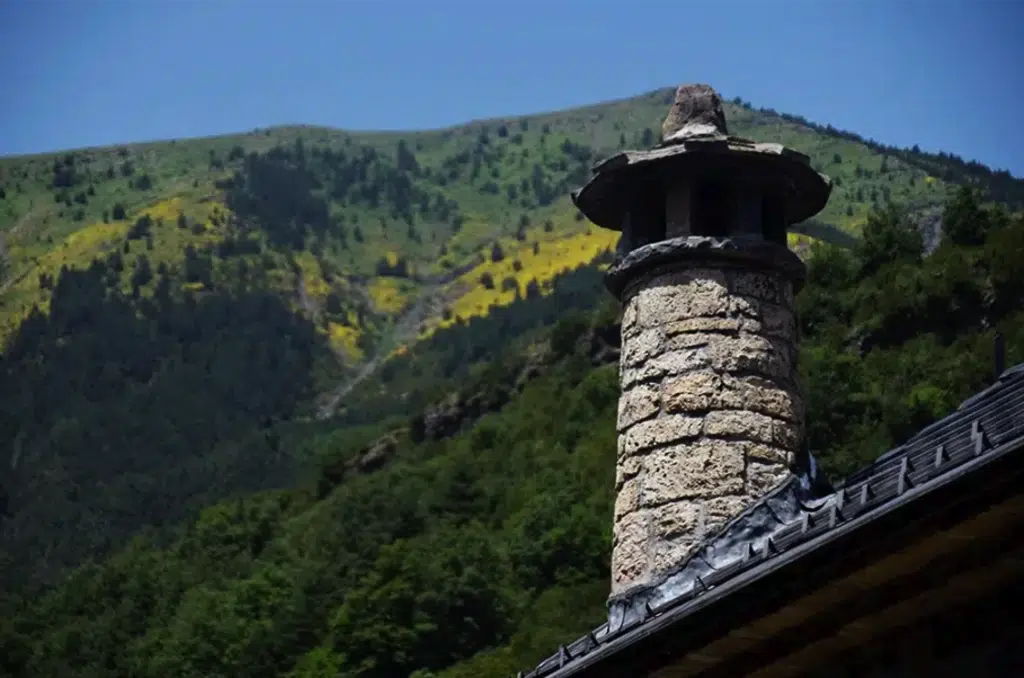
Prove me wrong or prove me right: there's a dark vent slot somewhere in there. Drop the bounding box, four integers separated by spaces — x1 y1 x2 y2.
762 194 787 245
691 180 731 237
628 179 666 246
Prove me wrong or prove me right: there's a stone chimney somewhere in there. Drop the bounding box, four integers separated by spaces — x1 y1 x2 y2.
571 84 832 599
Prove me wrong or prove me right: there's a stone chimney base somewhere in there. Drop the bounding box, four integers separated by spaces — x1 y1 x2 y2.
612 260 804 596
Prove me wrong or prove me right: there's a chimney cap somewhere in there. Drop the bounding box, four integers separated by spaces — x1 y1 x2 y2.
571 84 833 232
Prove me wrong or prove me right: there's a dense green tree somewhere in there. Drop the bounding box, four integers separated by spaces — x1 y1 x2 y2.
490 242 505 263
131 254 153 289
330 526 513 677
986 215 1024 317
856 200 923 276
942 185 993 246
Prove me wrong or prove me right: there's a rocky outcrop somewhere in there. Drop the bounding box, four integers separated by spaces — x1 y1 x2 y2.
409 324 621 445
914 206 944 254
510 344 546 391
611 263 803 596
351 432 400 473
412 383 515 444
317 429 405 496
415 393 471 442
584 322 621 366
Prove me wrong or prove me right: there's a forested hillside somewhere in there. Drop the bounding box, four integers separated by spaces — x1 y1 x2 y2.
5 85 1007 591
3 84 1024 676
1 186 1023 678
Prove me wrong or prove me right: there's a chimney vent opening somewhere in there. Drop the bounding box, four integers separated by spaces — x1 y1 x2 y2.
625 177 667 247
690 180 732 238
761 193 788 246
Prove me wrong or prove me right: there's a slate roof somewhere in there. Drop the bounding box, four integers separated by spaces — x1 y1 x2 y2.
520 362 1024 678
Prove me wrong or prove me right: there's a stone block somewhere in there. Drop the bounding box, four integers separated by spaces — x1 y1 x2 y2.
617 383 661 431
704 410 777 445
664 316 753 335
633 278 733 328
745 442 795 465
709 333 793 381
611 510 651 590
701 494 753 535
649 494 751 574
651 537 701 576
720 374 804 422
664 332 714 352
620 414 703 457
654 495 751 543
663 371 722 413
640 441 745 506
627 345 712 387
615 454 643 489
622 328 665 367
615 478 641 519
771 419 802 450
746 459 790 496
704 410 799 448
652 500 701 539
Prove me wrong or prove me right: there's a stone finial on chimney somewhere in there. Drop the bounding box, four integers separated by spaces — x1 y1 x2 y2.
661 83 729 143
572 85 832 601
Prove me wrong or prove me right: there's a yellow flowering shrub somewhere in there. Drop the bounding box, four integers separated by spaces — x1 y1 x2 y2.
368 277 413 315
426 228 617 337
327 321 363 361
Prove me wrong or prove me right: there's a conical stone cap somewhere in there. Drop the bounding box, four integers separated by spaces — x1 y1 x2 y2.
661 83 729 143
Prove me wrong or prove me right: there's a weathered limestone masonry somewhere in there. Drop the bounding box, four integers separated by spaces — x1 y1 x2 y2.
612 263 801 593
571 82 832 599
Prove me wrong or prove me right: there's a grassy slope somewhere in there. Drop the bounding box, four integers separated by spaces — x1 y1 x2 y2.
0 88 973 364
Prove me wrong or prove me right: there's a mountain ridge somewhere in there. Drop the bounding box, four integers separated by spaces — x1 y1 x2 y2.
6 85 1019 186
1 84 1021 596
0 87 980 324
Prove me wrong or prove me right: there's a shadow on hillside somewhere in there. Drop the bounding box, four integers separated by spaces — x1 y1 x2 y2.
0 259 329 592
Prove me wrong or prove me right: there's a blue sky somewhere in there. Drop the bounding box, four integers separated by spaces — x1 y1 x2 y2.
1 0 1022 176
